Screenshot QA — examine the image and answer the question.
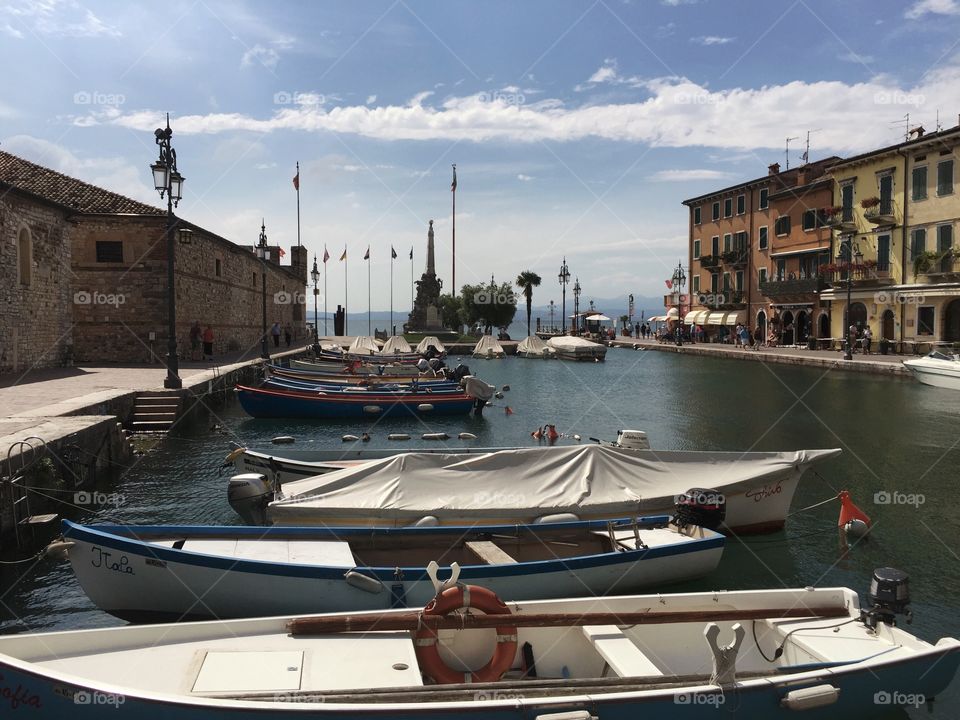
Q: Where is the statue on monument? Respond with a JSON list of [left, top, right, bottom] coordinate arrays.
[[406, 219, 446, 332]]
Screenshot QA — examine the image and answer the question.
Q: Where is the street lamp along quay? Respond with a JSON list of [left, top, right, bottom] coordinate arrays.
[[841, 239, 863, 361], [150, 113, 186, 390], [311, 255, 321, 341], [572, 278, 581, 336], [256, 220, 270, 360], [558, 257, 571, 336], [672, 261, 687, 347]]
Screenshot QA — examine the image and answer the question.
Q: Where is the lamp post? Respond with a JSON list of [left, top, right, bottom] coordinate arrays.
[[841, 240, 862, 361], [548, 300, 555, 332], [256, 220, 270, 360], [559, 258, 570, 336], [150, 114, 185, 389], [573, 278, 581, 335], [672, 261, 687, 346], [310, 255, 320, 341]]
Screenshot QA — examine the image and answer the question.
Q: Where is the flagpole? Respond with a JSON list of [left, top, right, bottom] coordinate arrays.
[[344, 247, 348, 337], [451, 163, 456, 296], [295, 161, 301, 248], [367, 249, 372, 336], [390, 251, 394, 336], [324, 258, 328, 336]]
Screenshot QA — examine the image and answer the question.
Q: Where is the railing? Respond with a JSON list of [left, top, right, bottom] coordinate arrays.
[[759, 277, 826, 297], [721, 249, 748, 266], [698, 254, 721, 268], [863, 200, 898, 225], [826, 265, 890, 284], [916, 253, 960, 277]]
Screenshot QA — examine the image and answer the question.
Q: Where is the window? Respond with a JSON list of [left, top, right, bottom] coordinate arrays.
[[912, 166, 928, 201], [17, 227, 31, 286], [759, 188, 769, 209], [694, 206, 701, 225], [724, 198, 733, 217], [710, 273, 719, 293], [776, 258, 786, 281], [878, 234, 890, 272], [759, 226, 768, 249], [711, 236, 719, 256], [215, 258, 222, 277], [879, 174, 893, 214], [758, 267, 768, 284], [693, 239, 701, 258], [253, 271, 257, 286], [723, 233, 732, 252], [712, 202, 720, 220], [802, 209, 817, 231], [938, 159, 954, 196], [775, 215, 791, 236], [736, 194, 745, 215], [722, 272, 731, 292], [735, 270, 744, 291], [939, 224, 954, 272], [95, 240, 123, 263], [918, 306, 935, 336], [841, 183, 854, 221], [692, 275, 700, 293], [911, 228, 927, 257]]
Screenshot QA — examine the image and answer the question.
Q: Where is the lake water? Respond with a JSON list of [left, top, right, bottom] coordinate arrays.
[[2, 347, 958, 718]]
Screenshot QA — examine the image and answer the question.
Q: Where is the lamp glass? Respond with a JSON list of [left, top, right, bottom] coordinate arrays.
[[177, 227, 193, 244], [151, 162, 169, 193], [169, 171, 184, 202]]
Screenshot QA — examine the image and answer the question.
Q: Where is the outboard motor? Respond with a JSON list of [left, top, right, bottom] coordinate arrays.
[[417, 358, 430, 373], [449, 363, 471, 383], [615, 429, 650, 450], [675, 488, 726, 531], [862, 567, 911, 629], [227, 473, 275, 525]]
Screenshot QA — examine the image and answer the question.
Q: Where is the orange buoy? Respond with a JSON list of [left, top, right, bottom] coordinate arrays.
[[414, 585, 517, 684], [505, 406, 514, 415], [837, 490, 871, 528], [546, 425, 559, 443]]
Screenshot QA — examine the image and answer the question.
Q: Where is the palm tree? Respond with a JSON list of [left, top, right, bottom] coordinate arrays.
[[515, 270, 542, 336]]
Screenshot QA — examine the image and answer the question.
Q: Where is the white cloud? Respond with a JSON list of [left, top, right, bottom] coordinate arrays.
[[905, 0, 960, 19], [691, 35, 735, 45], [2, 0, 119, 37], [241, 44, 280, 70], [651, 169, 736, 182], [661, 0, 699, 5], [656, 22, 677, 38], [577, 58, 645, 90], [87, 65, 960, 155], [589, 64, 619, 84], [366, 95, 377, 105], [838, 51, 875, 64], [517, 174, 534, 181]]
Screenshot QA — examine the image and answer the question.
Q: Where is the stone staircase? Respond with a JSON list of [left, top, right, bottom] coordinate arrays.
[[128, 392, 183, 433]]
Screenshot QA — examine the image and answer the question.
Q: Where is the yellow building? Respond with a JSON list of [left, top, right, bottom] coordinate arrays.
[[821, 126, 960, 350]]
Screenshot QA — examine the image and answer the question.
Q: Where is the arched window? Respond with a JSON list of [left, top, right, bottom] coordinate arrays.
[[17, 226, 32, 286]]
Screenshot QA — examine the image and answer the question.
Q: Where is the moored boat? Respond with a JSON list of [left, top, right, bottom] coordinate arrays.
[[547, 335, 607, 361], [903, 351, 960, 390], [517, 334, 557, 358]]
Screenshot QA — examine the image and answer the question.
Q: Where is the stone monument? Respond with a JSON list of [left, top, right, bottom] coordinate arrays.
[[407, 220, 446, 332]]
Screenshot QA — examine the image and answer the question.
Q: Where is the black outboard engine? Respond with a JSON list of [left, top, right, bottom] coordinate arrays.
[[862, 567, 911, 629], [450, 363, 471, 383], [675, 488, 726, 531]]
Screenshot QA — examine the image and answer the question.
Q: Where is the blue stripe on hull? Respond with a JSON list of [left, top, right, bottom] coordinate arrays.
[[236, 386, 474, 419]]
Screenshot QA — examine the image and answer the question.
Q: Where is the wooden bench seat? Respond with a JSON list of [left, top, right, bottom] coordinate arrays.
[[464, 540, 517, 565], [581, 625, 664, 678]]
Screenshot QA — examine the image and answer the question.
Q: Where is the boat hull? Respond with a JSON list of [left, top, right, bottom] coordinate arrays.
[[236, 385, 475, 419], [903, 358, 960, 390]]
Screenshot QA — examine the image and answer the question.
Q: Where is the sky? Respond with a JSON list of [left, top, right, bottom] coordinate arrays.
[[3, 0, 960, 313]]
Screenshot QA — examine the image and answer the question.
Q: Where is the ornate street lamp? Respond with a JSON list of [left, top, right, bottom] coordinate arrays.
[[573, 278, 581, 335], [548, 300, 555, 332], [151, 114, 185, 389], [559, 258, 571, 336], [310, 254, 321, 341], [256, 220, 270, 360], [672, 261, 687, 346], [841, 239, 862, 361]]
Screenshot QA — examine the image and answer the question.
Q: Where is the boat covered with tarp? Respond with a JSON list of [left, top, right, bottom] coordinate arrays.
[[517, 334, 556, 358], [547, 335, 607, 361], [347, 336, 381, 355], [471, 335, 505, 358], [415, 336, 446, 354], [380, 335, 413, 354]]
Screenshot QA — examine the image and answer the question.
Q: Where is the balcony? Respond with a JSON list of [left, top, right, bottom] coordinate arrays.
[[698, 254, 721, 268], [915, 251, 960, 280], [863, 201, 898, 226], [698, 290, 745, 310], [759, 276, 827, 298], [721, 249, 749, 267], [824, 262, 893, 286], [821, 208, 857, 233]]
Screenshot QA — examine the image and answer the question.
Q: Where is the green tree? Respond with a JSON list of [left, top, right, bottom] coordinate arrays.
[[460, 280, 518, 335], [437, 294, 463, 331], [515, 270, 542, 336]]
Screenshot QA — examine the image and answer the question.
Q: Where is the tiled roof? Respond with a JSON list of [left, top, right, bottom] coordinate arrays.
[[0, 150, 165, 216]]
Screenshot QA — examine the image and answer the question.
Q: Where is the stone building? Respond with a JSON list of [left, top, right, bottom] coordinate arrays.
[[0, 150, 306, 372]]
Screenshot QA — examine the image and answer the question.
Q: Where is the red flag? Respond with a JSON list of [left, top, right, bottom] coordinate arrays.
[[322, 246, 330, 264], [665, 279, 673, 289], [292, 171, 299, 191], [278, 247, 286, 258]]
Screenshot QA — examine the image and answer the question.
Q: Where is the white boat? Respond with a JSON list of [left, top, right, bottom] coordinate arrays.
[[347, 336, 381, 355], [471, 335, 505, 358], [1, 573, 956, 719], [547, 335, 607, 361], [903, 351, 960, 390], [229, 444, 840, 533], [517, 334, 557, 358], [415, 336, 446, 354], [61, 516, 724, 621], [380, 335, 413, 354]]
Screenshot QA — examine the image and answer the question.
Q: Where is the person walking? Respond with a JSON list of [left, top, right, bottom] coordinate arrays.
[[271, 321, 282, 348], [848, 324, 858, 355], [188, 320, 202, 361], [284, 323, 292, 348], [202, 324, 214, 361], [862, 326, 872, 354], [635, 322, 640, 338]]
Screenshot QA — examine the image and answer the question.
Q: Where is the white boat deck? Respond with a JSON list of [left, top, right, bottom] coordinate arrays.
[[172, 539, 357, 567]]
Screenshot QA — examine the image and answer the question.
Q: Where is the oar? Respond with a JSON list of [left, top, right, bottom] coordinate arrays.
[[288, 605, 849, 635]]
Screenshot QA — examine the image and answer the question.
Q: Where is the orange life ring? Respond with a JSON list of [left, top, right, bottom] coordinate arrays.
[[414, 585, 517, 684]]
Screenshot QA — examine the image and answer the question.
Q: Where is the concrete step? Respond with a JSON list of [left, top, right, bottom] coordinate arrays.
[[130, 420, 176, 431], [137, 396, 183, 405], [131, 412, 178, 422], [134, 402, 179, 412]]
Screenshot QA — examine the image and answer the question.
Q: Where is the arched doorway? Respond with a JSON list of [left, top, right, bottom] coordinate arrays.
[[818, 312, 830, 339], [757, 310, 767, 343], [881, 310, 895, 341], [781, 310, 795, 346], [945, 299, 960, 342], [848, 302, 867, 332], [796, 310, 808, 343]]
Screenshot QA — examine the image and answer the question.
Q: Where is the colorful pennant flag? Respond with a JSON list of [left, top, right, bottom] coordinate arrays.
[[292, 170, 299, 191]]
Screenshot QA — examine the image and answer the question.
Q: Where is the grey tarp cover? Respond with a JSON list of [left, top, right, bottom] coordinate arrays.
[[380, 336, 413, 354], [472, 335, 505, 357], [269, 445, 840, 524], [348, 336, 380, 355], [415, 336, 446, 353], [517, 335, 556, 357]]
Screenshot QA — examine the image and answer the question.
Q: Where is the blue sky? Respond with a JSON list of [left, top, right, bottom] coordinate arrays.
[[3, 0, 960, 312]]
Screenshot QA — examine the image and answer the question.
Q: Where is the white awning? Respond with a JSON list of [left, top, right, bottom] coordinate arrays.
[[585, 314, 611, 321], [770, 247, 830, 258], [684, 310, 710, 325], [648, 315, 667, 322], [666, 307, 679, 318], [722, 311, 746, 326], [705, 312, 728, 325]]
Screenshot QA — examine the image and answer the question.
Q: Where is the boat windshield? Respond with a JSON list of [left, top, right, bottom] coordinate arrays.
[[928, 351, 957, 361]]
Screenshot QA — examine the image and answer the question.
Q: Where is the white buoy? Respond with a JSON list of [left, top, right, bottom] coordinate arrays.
[[843, 519, 870, 539], [271, 436, 295, 444], [458, 432, 477, 440], [341, 434, 359, 442], [363, 405, 382, 414], [422, 432, 449, 440], [494, 391, 504, 399], [388, 433, 411, 441], [417, 403, 434, 412], [573, 434, 581, 441]]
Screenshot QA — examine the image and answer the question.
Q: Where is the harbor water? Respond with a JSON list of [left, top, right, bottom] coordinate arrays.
[[2, 346, 958, 718]]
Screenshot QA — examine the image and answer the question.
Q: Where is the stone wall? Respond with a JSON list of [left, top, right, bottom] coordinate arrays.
[[0, 190, 73, 373]]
